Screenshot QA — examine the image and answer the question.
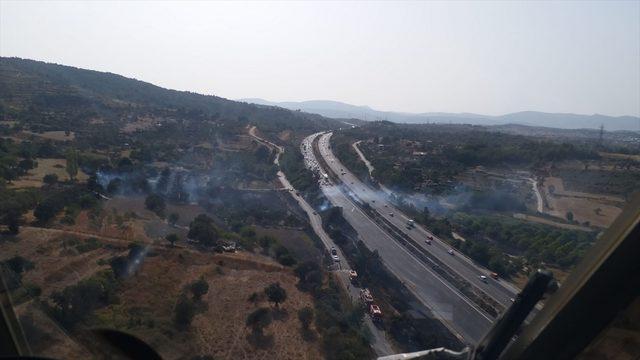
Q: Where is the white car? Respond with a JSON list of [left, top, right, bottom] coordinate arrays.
[[448, 249, 455, 255], [332, 254, 340, 262], [479, 275, 488, 283]]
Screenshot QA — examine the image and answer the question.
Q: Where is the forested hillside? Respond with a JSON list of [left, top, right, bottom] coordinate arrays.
[[0, 58, 366, 359], [336, 121, 599, 194], [0, 57, 343, 136]]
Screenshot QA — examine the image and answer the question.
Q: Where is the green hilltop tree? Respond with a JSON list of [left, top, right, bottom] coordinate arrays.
[[298, 306, 314, 330], [65, 149, 78, 181], [190, 277, 209, 301], [246, 307, 272, 335], [566, 211, 574, 222], [168, 212, 179, 226], [264, 282, 287, 308], [165, 233, 179, 247]]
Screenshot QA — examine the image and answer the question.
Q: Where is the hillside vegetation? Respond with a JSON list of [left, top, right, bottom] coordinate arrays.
[[0, 58, 369, 359], [0, 57, 343, 138]]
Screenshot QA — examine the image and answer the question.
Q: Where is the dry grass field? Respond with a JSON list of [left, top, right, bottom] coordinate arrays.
[[121, 117, 157, 133], [27, 131, 76, 141], [9, 158, 88, 188], [598, 152, 640, 162], [513, 213, 594, 232], [84, 249, 322, 360], [2, 227, 322, 359], [541, 177, 623, 228]]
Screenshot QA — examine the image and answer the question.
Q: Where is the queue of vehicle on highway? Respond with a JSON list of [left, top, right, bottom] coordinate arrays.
[[308, 132, 505, 286], [318, 132, 516, 302], [303, 134, 388, 324], [407, 216, 503, 284]]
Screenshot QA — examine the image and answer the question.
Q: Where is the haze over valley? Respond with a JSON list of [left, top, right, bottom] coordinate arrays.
[[240, 98, 640, 131], [1, 2, 639, 359]]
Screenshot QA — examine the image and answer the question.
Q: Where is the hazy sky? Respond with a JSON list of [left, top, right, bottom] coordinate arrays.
[[1, 1, 639, 116]]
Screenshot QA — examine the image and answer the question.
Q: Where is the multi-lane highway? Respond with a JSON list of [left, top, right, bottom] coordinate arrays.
[[248, 127, 394, 356], [302, 130, 531, 344], [319, 133, 519, 306]]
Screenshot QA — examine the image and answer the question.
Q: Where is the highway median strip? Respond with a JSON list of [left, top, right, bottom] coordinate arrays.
[[313, 135, 505, 319]]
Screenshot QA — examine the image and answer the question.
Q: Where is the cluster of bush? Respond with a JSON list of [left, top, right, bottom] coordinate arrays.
[[280, 145, 317, 194], [450, 212, 596, 270], [33, 185, 99, 224], [200, 187, 304, 228], [330, 134, 370, 181], [256, 235, 297, 267], [1, 256, 40, 304], [174, 277, 210, 329], [62, 236, 103, 254], [244, 282, 290, 345], [46, 269, 119, 329], [339, 122, 599, 194], [293, 260, 371, 359], [0, 138, 45, 181]]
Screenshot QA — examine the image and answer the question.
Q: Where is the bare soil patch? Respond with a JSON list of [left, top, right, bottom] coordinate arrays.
[[599, 152, 640, 162], [121, 116, 157, 133], [24, 130, 76, 141], [216, 134, 257, 152], [513, 213, 594, 232], [278, 130, 292, 142]]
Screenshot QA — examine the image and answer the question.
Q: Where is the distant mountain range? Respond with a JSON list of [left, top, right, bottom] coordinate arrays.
[[239, 98, 640, 131]]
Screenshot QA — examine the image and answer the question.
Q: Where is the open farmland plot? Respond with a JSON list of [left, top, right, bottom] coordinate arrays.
[[24, 131, 76, 141], [541, 177, 623, 228], [9, 158, 88, 188], [552, 168, 640, 199]]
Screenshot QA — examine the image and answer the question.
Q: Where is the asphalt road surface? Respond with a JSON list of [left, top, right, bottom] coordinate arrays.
[[302, 132, 503, 344], [248, 127, 395, 356], [320, 133, 520, 307]]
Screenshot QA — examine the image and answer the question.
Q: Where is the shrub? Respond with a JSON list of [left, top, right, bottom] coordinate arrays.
[[264, 282, 287, 307], [168, 212, 179, 226], [246, 307, 272, 334], [76, 237, 102, 253], [187, 214, 219, 247], [166, 233, 179, 247], [190, 278, 209, 301], [48, 270, 118, 329], [174, 296, 196, 329], [298, 306, 314, 329], [144, 194, 166, 217], [294, 261, 323, 292], [43, 173, 58, 185]]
